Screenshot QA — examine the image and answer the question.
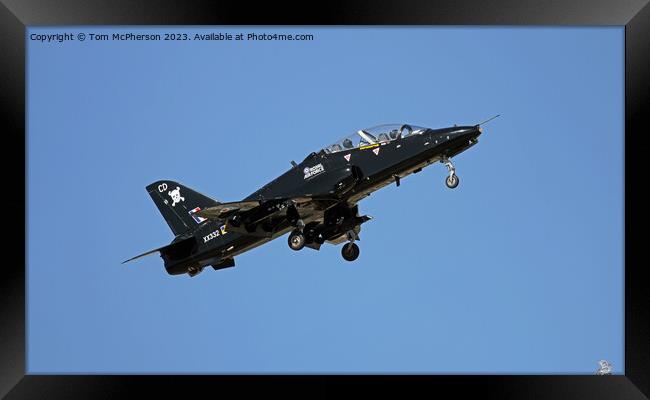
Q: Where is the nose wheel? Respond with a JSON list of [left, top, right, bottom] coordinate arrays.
[[446, 174, 459, 189], [442, 157, 460, 189]]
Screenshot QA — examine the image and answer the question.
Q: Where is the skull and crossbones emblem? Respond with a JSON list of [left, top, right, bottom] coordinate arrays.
[[168, 186, 185, 207]]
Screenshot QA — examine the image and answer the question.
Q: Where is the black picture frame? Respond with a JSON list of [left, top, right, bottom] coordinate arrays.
[[2, 1, 647, 398]]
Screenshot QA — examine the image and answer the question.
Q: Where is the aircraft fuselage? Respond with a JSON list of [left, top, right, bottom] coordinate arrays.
[[162, 125, 482, 275]]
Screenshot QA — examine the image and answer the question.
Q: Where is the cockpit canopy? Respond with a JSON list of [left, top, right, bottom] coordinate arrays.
[[322, 124, 428, 154]]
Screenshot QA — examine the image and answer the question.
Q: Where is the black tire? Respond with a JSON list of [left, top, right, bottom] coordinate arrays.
[[288, 230, 306, 251], [445, 174, 459, 189], [341, 242, 360, 261]]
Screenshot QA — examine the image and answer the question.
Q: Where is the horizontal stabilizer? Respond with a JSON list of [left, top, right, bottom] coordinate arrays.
[[122, 247, 166, 264], [122, 236, 195, 264]]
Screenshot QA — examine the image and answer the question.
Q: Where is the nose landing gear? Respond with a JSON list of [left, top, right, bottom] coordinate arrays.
[[442, 157, 460, 189], [446, 174, 459, 189]]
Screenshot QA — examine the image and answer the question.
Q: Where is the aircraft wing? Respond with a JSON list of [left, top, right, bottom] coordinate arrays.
[[195, 196, 334, 221], [195, 200, 262, 219], [196, 196, 323, 219]]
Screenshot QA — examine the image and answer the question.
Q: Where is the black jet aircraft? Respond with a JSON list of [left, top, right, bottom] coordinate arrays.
[[124, 117, 498, 277]]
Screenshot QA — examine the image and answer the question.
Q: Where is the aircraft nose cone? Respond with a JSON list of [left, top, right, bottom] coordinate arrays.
[[467, 126, 482, 139], [451, 126, 480, 140]]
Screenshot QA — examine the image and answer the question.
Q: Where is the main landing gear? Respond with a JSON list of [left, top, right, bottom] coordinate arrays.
[[288, 219, 306, 251], [341, 230, 360, 262], [288, 224, 361, 262], [442, 156, 460, 189]]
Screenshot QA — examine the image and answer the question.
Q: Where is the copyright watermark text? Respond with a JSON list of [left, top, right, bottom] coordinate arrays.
[[29, 31, 315, 44]]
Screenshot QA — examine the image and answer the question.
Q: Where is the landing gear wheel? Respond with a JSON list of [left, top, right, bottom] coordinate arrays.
[[441, 157, 459, 189], [288, 230, 306, 251], [446, 174, 459, 189], [341, 242, 360, 261]]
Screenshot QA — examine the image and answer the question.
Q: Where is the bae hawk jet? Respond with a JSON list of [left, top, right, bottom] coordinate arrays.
[[124, 117, 498, 277]]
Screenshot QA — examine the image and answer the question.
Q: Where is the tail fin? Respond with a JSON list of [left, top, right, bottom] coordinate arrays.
[[146, 180, 219, 236]]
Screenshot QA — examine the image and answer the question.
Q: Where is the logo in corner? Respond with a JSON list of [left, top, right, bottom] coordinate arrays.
[[596, 360, 612, 375], [188, 207, 207, 224], [168, 186, 185, 207]]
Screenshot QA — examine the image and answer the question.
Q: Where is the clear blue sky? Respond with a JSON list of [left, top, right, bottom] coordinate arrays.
[[27, 27, 623, 373]]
